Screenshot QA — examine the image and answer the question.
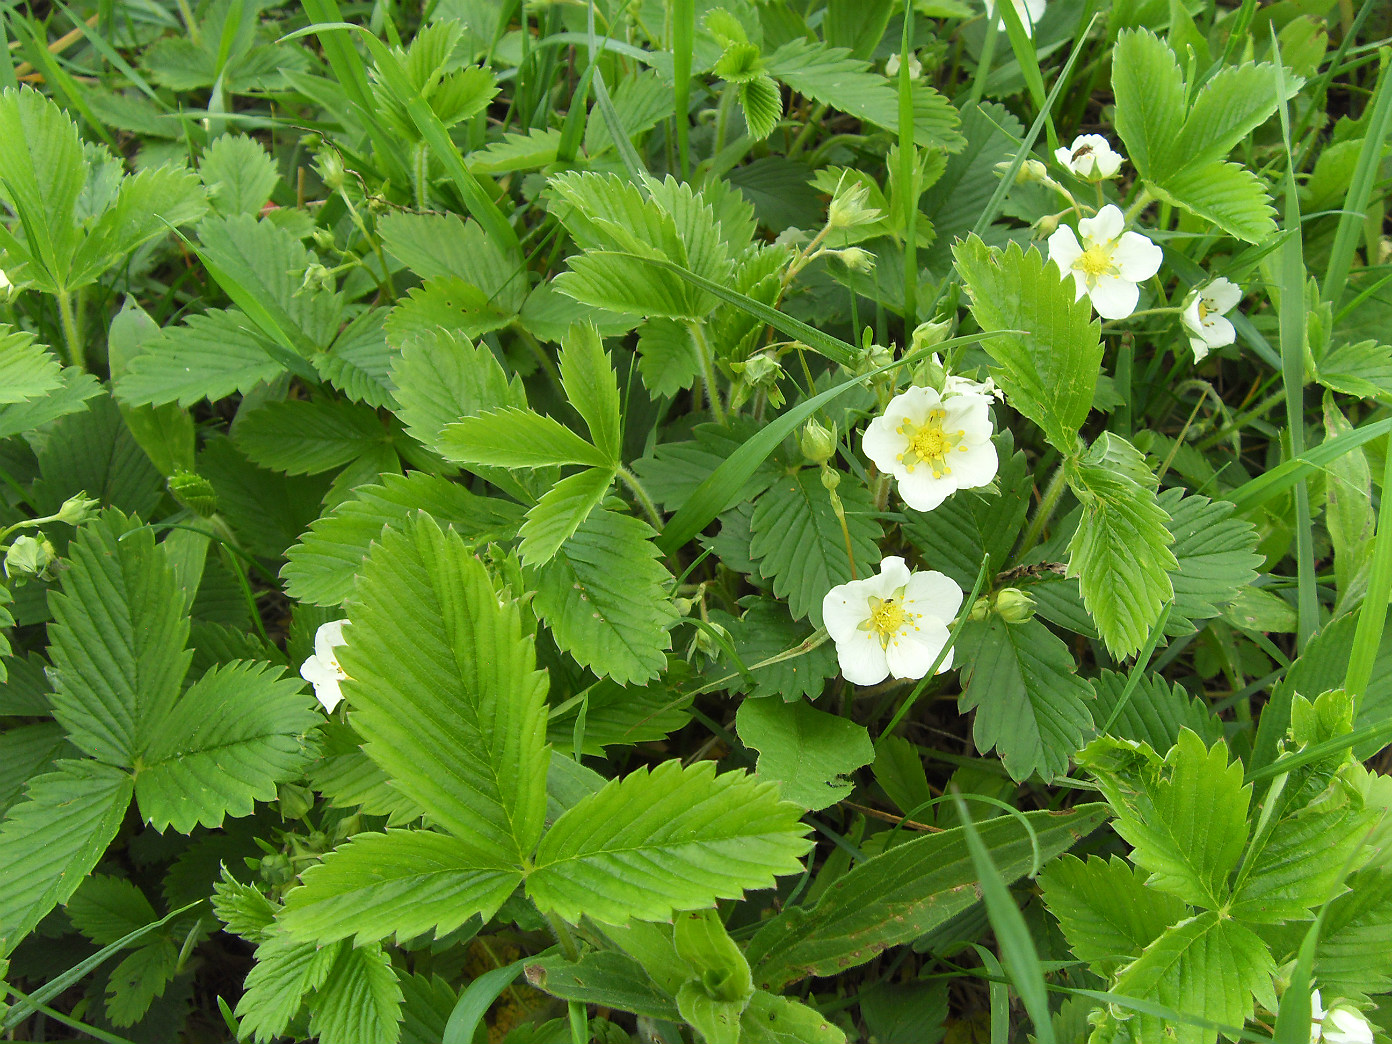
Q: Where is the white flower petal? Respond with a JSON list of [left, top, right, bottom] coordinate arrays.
[[1047, 225, 1083, 270], [1206, 276, 1242, 313], [943, 393, 993, 441], [1095, 149, 1123, 178], [1180, 293, 1204, 338], [1022, 0, 1047, 26], [822, 580, 871, 642], [885, 629, 945, 680], [1054, 145, 1073, 167], [836, 630, 890, 685], [897, 470, 955, 512], [876, 556, 913, 593], [902, 570, 964, 622], [300, 657, 344, 712], [862, 415, 904, 474], [1112, 231, 1163, 281], [1325, 1008, 1374, 1044], [949, 439, 1000, 488], [1080, 203, 1124, 244], [314, 618, 349, 662], [1204, 313, 1235, 349], [1189, 333, 1211, 362], [1088, 273, 1140, 320]]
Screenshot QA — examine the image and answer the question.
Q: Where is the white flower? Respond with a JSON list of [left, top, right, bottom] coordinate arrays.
[[300, 619, 350, 712], [941, 365, 1004, 402], [886, 52, 922, 79], [984, 0, 1047, 37], [1054, 133, 1124, 179], [1180, 277, 1242, 361], [863, 385, 999, 512], [1047, 204, 1164, 320], [822, 557, 963, 686], [1311, 990, 1374, 1044]]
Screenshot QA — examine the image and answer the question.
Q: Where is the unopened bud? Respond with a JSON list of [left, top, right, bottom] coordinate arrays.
[[800, 419, 838, 465], [734, 351, 782, 387], [316, 150, 346, 192], [968, 596, 991, 622], [311, 228, 336, 252], [827, 179, 883, 231], [1032, 213, 1060, 239], [54, 492, 98, 527], [300, 263, 335, 294], [4, 535, 54, 582], [820, 467, 841, 492], [911, 320, 952, 354], [830, 246, 875, 272], [994, 587, 1036, 623], [277, 783, 313, 820], [256, 851, 293, 887]]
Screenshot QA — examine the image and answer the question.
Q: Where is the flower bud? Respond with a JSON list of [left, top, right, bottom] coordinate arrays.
[[4, 535, 54, 582], [316, 149, 346, 192], [800, 419, 838, 465], [968, 596, 991, 622], [257, 851, 294, 887], [54, 492, 98, 527], [827, 179, 883, 231], [994, 587, 1036, 623], [911, 320, 952, 354], [820, 467, 841, 492], [734, 351, 782, 387], [1032, 213, 1060, 238], [300, 263, 335, 294], [830, 246, 875, 272], [995, 158, 1046, 185], [910, 352, 948, 393], [169, 470, 219, 517], [311, 228, 337, 252], [277, 783, 314, 820]]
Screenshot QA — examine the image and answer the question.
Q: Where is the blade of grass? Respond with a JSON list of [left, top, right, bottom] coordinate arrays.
[[1344, 431, 1392, 712], [1322, 58, 1392, 308], [951, 788, 1056, 1044], [1227, 416, 1392, 513], [49, 0, 164, 104], [588, 0, 647, 187], [1272, 33, 1318, 651], [1245, 715, 1392, 783], [441, 961, 525, 1044], [898, 0, 918, 330], [994, 0, 1057, 154], [673, 0, 693, 180]]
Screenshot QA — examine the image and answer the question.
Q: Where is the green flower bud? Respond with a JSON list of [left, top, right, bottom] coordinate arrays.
[[993, 587, 1036, 623], [277, 783, 314, 820], [54, 492, 99, 527], [257, 851, 293, 887], [4, 535, 55, 583], [733, 351, 783, 388], [830, 246, 875, 272], [1032, 213, 1060, 238], [310, 228, 337, 252], [968, 595, 990, 622], [820, 467, 841, 492], [169, 470, 219, 517], [316, 149, 346, 192], [800, 419, 838, 465], [911, 319, 952, 354], [827, 179, 883, 231], [910, 352, 948, 392]]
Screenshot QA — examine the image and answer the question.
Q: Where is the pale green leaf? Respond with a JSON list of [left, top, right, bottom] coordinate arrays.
[[199, 134, 280, 216], [67, 165, 208, 287], [953, 237, 1101, 455], [0, 365, 102, 439], [1176, 61, 1293, 170], [467, 126, 562, 174], [47, 510, 191, 767], [739, 75, 782, 140], [1149, 160, 1277, 244], [0, 327, 60, 404], [341, 514, 549, 863], [439, 407, 609, 469], [280, 830, 522, 947], [524, 951, 680, 1021], [315, 309, 397, 410], [116, 308, 285, 408], [384, 275, 520, 342], [518, 467, 615, 568], [134, 661, 321, 832], [309, 942, 404, 1044], [1161, 488, 1262, 635], [1111, 29, 1185, 178], [558, 321, 621, 463], [556, 251, 713, 320], [1313, 868, 1392, 999], [526, 760, 812, 926], [1039, 855, 1188, 978], [741, 991, 847, 1044], [749, 470, 882, 628], [1314, 339, 1392, 403], [282, 471, 524, 606], [635, 319, 701, 398], [532, 507, 678, 685], [0, 86, 85, 286], [1231, 808, 1369, 923], [236, 933, 338, 1044], [0, 759, 133, 956], [234, 398, 392, 475], [746, 805, 1109, 991], [956, 616, 1095, 782], [736, 698, 874, 811], [1089, 670, 1223, 750]]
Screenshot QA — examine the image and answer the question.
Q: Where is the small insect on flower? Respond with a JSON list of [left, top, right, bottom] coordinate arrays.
[[822, 557, 963, 686], [1310, 990, 1374, 1044], [983, 0, 1047, 37], [1047, 204, 1163, 320], [1180, 277, 1242, 361], [1054, 133, 1124, 180], [300, 619, 351, 712], [863, 385, 999, 513]]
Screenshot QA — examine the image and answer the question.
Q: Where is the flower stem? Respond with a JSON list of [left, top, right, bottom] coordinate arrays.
[[616, 465, 664, 532], [1018, 462, 1069, 557], [688, 321, 726, 425], [55, 288, 83, 371]]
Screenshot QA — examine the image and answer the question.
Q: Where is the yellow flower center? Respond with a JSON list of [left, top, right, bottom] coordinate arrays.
[[1075, 243, 1115, 280], [896, 409, 967, 478], [1197, 299, 1212, 322], [864, 595, 920, 648]]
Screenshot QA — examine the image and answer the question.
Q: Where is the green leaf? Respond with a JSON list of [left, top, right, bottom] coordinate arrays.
[[1113, 911, 1275, 1044], [234, 398, 391, 476], [525, 951, 680, 1021], [1176, 62, 1290, 169], [635, 318, 701, 397], [0, 86, 85, 287], [532, 507, 678, 685], [1148, 159, 1277, 244], [235, 933, 338, 1044], [199, 134, 280, 216], [388, 327, 527, 461], [0, 365, 102, 439], [133, 660, 321, 832], [0, 723, 69, 817], [956, 616, 1095, 782], [749, 470, 882, 628], [67, 165, 207, 287], [67, 874, 158, 946], [281, 830, 521, 946], [675, 910, 755, 1044], [116, 308, 286, 408], [1089, 670, 1223, 750], [377, 213, 525, 317], [1161, 488, 1262, 635], [282, 471, 524, 607], [1039, 855, 1188, 978], [467, 126, 563, 173], [636, 420, 781, 511], [1231, 808, 1369, 923], [1313, 867, 1392, 998], [558, 321, 621, 463], [0, 327, 60, 404], [440, 407, 609, 469], [1110, 29, 1185, 178], [953, 237, 1101, 455], [1066, 435, 1176, 659], [736, 699, 874, 811], [518, 467, 616, 569], [739, 75, 783, 140], [30, 393, 164, 518], [1088, 730, 1250, 910], [763, 39, 963, 152], [0, 758, 133, 956], [1314, 339, 1392, 403], [741, 991, 847, 1044], [47, 510, 191, 767], [199, 436, 334, 558], [526, 760, 812, 926], [315, 309, 397, 410], [718, 597, 839, 702], [384, 276, 520, 342], [103, 937, 178, 1026], [341, 514, 549, 864], [746, 805, 1109, 991]]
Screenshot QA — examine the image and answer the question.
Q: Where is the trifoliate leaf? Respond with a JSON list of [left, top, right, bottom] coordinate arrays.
[[342, 514, 550, 863], [956, 616, 1095, 782], [525, 760, 812, 926], [736, 698, 873, 810], [749, 470, 882, 627], [532, 507, 678, 684]]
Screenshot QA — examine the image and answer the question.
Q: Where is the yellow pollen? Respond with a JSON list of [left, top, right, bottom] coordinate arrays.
[[899, 409, 962, 477], [864, 595, 919, 647], [1075, 243, 1114, 280]]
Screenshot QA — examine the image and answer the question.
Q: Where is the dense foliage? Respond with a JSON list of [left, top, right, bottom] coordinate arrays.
[[0, 0, 1391, 1042]]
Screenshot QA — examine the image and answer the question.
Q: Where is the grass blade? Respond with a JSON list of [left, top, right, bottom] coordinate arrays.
[[1322, 58, 1392, 307]]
